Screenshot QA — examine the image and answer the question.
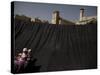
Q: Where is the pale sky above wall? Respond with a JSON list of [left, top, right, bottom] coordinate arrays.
[[14, 1, 97, 23]]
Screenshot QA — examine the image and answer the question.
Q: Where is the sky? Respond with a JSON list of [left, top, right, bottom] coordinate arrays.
[[14, 1, 97, 23]]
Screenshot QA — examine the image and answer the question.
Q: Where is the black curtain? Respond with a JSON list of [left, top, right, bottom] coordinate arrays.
[[14, 19, 97, 72]]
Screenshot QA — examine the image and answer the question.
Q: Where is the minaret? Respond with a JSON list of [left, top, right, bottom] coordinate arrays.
[[51, 11, 60, 24], [80, 8, 84, 21]]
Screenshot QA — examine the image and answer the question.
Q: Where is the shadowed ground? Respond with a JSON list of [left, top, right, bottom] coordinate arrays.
[[12, 19, 97, 73]]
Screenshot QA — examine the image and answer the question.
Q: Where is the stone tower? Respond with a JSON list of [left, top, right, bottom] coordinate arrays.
[[80, 8, 84, 21], [51, 11, 60, 24]]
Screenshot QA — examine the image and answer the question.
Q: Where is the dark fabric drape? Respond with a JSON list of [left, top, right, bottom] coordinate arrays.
[[14, 20, 97, 72]]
